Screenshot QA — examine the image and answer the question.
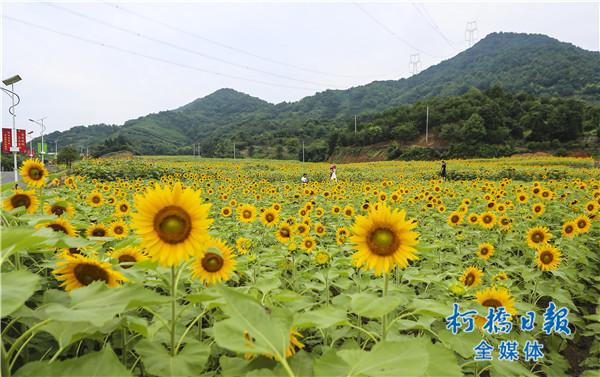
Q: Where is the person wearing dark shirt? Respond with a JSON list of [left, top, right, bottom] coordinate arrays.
[[440, 161, 447, 180]]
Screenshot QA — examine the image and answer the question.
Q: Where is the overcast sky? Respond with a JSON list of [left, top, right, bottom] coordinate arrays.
[[1, 1, 599, 135]]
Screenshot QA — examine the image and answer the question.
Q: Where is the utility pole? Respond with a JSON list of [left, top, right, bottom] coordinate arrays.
[[425, 106, 429, 144], [409, 53, 421, 75], [302, 140, 305, 163], [354, 115, 357, 134], [465, 21, 478, 47], [233, 142, 236, 159]]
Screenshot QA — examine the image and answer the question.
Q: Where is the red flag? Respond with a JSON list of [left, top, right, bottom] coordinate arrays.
[[1, 128, 11, 153], [16, 129, 26, 153]]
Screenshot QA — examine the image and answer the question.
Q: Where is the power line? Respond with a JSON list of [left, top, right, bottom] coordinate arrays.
[[45, 3, 340, 88], [353, 2, 444, 59], [105, 2, 391, 80], [3, 15, 319, 92], [411, 3, 459, 49]]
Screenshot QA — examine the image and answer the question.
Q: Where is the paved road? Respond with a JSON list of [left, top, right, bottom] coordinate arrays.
[[1, 171, 19, 185]]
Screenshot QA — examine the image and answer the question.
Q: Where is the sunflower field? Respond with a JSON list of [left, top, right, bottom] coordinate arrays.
[[1, 156, 599, 377]]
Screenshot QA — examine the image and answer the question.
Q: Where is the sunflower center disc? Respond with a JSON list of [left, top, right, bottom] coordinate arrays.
[[565, 225, 573, 233], [541, 251, 553, 264], [577, 220, 586, 229], [92, 197, 100, 204], [49, 224, 68, 234], [452, 215, 459, 223], [11, 194, 31, 208], [30, 168, 41, 180], [267, 214, 274, 222], [482, 299, 503, 308], [74, 263, 109, 286], [114, 226, 124, 234], [243, 210, 252, 219], [532, 232, 543, 242], [465, 274, 475, 286], [155, 206, 192, 244], [119, 255, 136, 268], [120, 205, 128, 212], [481, 248, 488, 255], [281, 229, 290, 237], [202, 252, 224, 272], [370, 228, 397, 256], [52, 206, 65, 215], [92, 229, 106, 237]]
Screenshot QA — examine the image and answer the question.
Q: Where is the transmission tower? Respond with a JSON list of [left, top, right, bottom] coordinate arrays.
[[409, 53, 421, 75], [465, 21, 478, 47]]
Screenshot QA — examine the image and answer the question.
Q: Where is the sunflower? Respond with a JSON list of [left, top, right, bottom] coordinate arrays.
[[475, 286, 516, 315], [315, 251, 330, 265], [295, 223, 309, 237], [532, 203, 545, 216], [260, 208, 279, 227], [221, 206, 232, 217], [110, 220, 129, 238], [314, 223, 326, 237], [131, 182, 212, 267], [191, 238, 236, 285], [460, 266, 483, 288], [498, 216, 512, 232], [477, 243, 495, 260], [493, 272, 509, 281], [561, 221, 577, 238], [350, 205, 419, 275], [53, 254, 127, 291], [237, 204, 257, 223], [87, 191, 104, 208], [331, 205, 341, 215], [447, 211, 463, 226], [467, 213, 479, 225], [86, 223, 111, 238], [478, 211, 496, 229], [574, 215, 591, 234], [585, 201, 598, 215], [526, 226, 552, 249], [284, 329, 305, 358], [343, 205, 355, 218], [37, 218, 77, 236], [19, 159, 48, 187], [114, 200, 131, 216], [535, 244, 561, 271], [276, 224, 293, 243], [108, 247, 147, 268], [301, 236, 317, 253], [3, 188, 39, 213], [236, 237, 252, 254], [336, 226, 350, 245], [44, 200, 75, 217]]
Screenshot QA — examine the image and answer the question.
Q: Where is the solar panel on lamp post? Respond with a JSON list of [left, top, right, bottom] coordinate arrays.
[[2, 75, 22, 183]]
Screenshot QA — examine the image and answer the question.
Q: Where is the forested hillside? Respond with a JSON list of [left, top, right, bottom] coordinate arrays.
[[37, 32, 600, 159]]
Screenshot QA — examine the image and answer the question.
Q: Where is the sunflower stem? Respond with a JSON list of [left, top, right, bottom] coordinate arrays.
[[170, 265, 177, 357], [381, 272, 389, 341]]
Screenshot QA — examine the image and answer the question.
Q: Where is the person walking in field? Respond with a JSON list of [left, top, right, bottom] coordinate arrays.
[[440, 160, 447, 180], [301, 173, 308, 184], [330, 163, 337, 182]]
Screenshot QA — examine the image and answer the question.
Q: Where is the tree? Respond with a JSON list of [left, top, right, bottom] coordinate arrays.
[[57, 146, 79, 169]]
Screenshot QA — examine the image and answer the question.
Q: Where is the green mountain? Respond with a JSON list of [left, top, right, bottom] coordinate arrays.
[[40, 32, 600, 158]]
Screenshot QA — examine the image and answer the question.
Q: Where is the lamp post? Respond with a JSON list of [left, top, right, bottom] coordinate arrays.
[[2, 74, 22, 182], [29, 117, 47, 161], [27, 131, 33, 157]]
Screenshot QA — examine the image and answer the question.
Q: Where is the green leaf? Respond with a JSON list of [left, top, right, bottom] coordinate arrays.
[[135, 339, 209, 377], [14, 347, 130, 377], [1, 269, 40, 317], [213, 285, 292, 361], [41, 319, 120, 349], [295, 306, 347, 329], [423, 342, 461, 377], [313, 349, 351, 377], [1, 227, 58, 262], [437, 329, 482, 359], [346, 339, 429, 376], [408, 298, 450, 317], [490, 359, 536, 377], [41, 282, 169, 326], [350, 293, 403, 318]]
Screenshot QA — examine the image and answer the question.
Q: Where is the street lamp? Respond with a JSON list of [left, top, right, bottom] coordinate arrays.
[[29, 117, 47, 161], [27, 131, 33, 157], [2, 74, 22, 183]]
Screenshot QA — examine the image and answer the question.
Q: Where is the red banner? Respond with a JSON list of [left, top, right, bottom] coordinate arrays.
[[16, 129, 26, 153], [1, 128, 11, 153]]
